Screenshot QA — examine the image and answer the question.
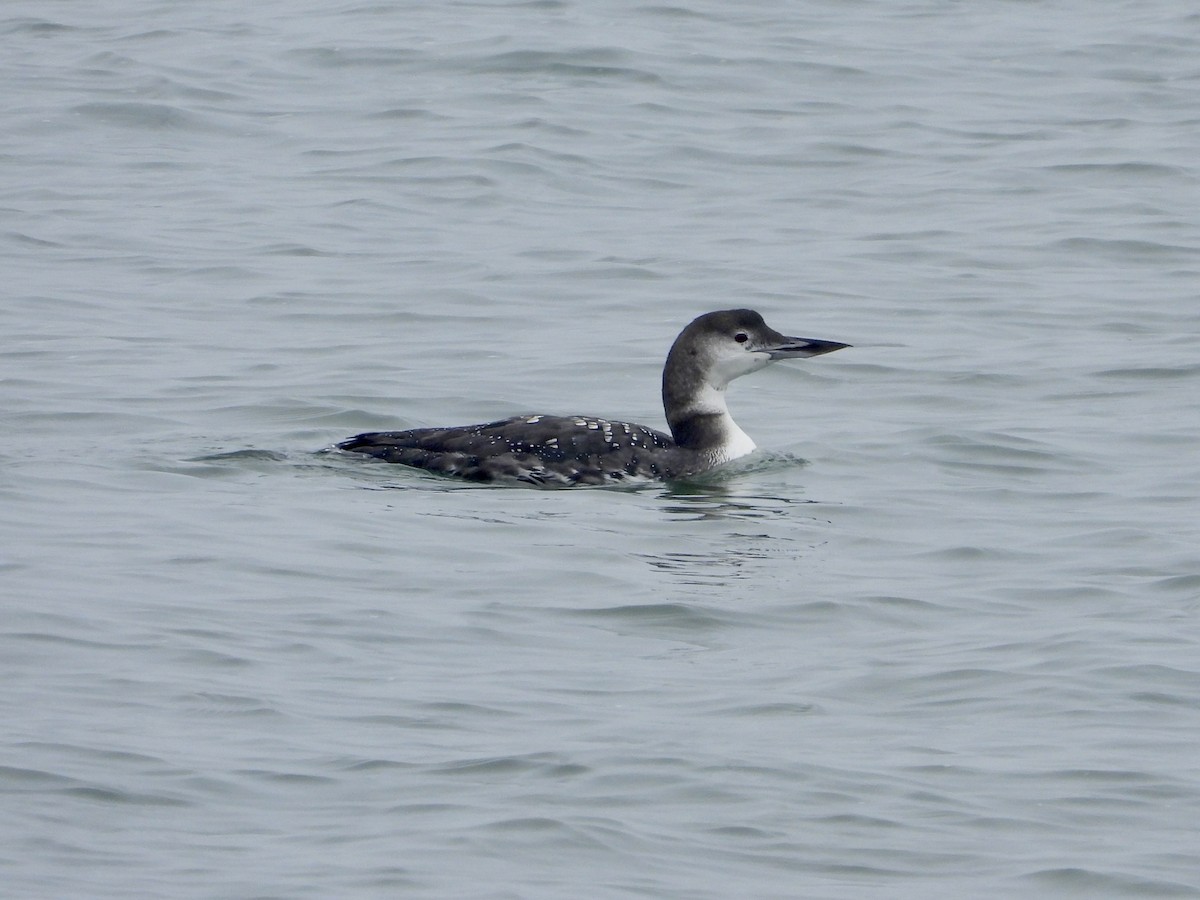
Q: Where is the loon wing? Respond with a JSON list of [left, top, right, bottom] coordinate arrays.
[[337, 415, 675, 485]]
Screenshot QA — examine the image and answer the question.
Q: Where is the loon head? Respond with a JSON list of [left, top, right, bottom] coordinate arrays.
[[662, 308, 849, 451]]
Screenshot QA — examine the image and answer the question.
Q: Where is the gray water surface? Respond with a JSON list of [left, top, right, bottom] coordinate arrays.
[[3, 1, 1200, 897]]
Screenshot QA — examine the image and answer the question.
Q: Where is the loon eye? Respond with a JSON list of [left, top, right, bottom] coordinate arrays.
[[734, 332, 748, 344]]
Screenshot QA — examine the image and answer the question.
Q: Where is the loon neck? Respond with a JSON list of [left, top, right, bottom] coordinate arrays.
[[669, 409, 757, 461], [662, 360, 756, 456]]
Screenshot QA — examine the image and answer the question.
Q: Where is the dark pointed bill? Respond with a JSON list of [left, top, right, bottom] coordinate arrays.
[[766, 336, 851, 359]]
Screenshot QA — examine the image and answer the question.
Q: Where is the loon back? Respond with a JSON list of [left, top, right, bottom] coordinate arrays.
[[335, 309, 848, 486], [337, 415, 681, 485]]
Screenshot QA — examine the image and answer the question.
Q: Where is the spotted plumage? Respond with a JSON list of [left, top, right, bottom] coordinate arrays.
[[336, 309, 848, 486], [338, 415, 678, 485]]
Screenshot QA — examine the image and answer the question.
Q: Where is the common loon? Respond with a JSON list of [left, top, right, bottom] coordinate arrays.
[[336, 309, 848, 486]]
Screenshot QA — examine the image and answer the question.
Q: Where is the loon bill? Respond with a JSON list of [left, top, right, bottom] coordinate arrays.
[[336, 308, 848, 486]]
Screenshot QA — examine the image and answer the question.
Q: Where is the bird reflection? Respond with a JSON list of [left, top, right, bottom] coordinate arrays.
[[637, 481, 833, 589]]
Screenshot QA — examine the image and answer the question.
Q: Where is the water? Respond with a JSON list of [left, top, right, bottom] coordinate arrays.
[[3, 1, 1200, 897]]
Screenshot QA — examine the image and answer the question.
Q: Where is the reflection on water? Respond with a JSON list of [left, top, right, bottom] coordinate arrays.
[[641, 480, 834, 590], [658, 483, 825, 522]]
